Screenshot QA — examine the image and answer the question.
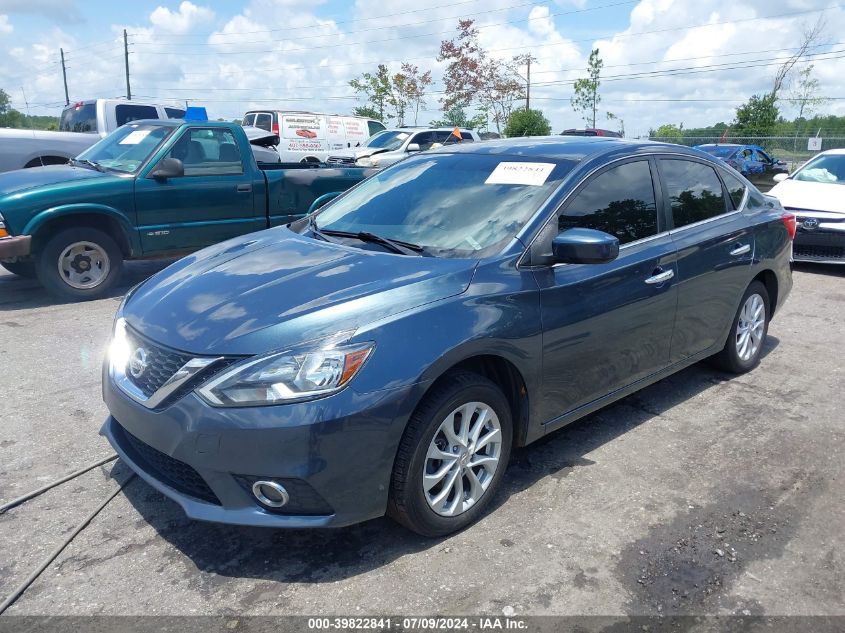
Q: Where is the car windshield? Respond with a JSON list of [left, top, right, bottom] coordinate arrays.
[[76, 123, 175, 174], [699, 146, 738, 158], [364, 130, 410, 150], [793, 154, 845, 184], [314, 153, 576, 258]]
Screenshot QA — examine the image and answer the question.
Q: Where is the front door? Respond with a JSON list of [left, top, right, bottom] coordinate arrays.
[[656, 157, 755, 362], [134, 127, 262, 254], [533, 158, 678, 425]]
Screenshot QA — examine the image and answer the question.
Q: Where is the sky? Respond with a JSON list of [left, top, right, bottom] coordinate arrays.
[[1, 0, 844, 136]]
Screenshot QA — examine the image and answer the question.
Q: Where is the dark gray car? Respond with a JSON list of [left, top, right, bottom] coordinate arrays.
[[101, 138, 795, 536]]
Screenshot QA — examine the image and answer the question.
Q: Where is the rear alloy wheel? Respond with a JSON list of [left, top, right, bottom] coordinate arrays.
[[712, 280, 770, 374], [36, 228, 123, 301], [388, 371, 512, 536]]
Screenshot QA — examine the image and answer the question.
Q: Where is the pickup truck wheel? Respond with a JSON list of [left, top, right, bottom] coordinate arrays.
[[711, 281, 770, 374], [388, 371, 512, 537], [36, 228, 123, 301], [1, 261, 36, 278]]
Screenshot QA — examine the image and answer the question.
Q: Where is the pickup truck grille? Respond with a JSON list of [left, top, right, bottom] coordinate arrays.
[[326, 156, 356, 165]]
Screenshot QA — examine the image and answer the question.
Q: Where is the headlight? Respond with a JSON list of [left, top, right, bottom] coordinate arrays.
[[109, 316, 131, 376], [356, 156, 375, 167], [197, 340, 374, 407]]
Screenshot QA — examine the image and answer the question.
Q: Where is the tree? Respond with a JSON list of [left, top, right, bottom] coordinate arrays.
[[770, 17, 827, 101], [790, 64, 828, 120], [571, 49, 606, 128], [733, 94, 779, 136], [349, 65, 392, 122], [438, 19, 526, 133], [352, 105, 381, 120], [651, 124, 684, 142], [429, 105, 486, 129], [398, 63, 433, 126], [0, 88, 10, 116], [503, 108, 551, 137]]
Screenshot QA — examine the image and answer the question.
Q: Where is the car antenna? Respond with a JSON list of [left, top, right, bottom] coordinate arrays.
[[20, 87, 44, 168]]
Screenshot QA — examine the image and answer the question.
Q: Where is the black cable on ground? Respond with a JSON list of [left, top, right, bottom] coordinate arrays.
[[0, 473, 135, 615], [0, 454, 118, 515]]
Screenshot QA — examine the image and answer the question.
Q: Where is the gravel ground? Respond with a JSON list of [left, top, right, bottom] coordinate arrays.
[[0, 261, 843, 618]]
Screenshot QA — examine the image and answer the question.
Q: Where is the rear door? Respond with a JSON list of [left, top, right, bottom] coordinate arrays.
[[656, 157, 754, 362], [533, 158, 678, 424], [134, 126, 262, 254]]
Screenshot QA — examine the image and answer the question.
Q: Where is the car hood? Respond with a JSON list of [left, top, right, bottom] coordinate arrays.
[[769, 178, 845, 213], [123, 228, 477, 354], [0, 164, 108, 197]]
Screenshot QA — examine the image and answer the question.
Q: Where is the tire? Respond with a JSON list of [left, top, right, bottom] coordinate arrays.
[[711, 281, 770, 374], [1, 261, 36, 278], [388, 371, 513, 537], [35, 228, 124, 301]]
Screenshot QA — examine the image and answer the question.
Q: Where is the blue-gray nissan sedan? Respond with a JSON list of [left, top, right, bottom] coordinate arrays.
[[102, 138, 795, 536]]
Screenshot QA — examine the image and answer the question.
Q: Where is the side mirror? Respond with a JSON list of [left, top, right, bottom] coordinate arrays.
[[772, 172, 789, 183], [552, 228, 619, 264], [150, 157, 184, 180], [406, 143, 421, 152]]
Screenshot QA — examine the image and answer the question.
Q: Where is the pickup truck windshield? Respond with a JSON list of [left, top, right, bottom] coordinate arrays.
[[364, 130, 410, 151], [315, 153, 575, 258], [76, 124, 174, 174]]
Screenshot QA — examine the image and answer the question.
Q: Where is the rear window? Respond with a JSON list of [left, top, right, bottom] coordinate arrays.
[[60, 103, 97, 133], [164, 107, 185, 119], [115, 104, 158, 127], [368, 120, 386, 136], [242, 113, 256, 127], [720, 170, 747, 209], [661, 159, 728, 228], [254, 113, 272, 132]]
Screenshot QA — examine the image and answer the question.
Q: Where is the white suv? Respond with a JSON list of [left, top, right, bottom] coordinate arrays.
[[327, 127, 480, 168]]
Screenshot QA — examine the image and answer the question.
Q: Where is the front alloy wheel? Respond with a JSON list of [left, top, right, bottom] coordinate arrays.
[[389, 371, 512, 537], [424, 402, 503, 517]]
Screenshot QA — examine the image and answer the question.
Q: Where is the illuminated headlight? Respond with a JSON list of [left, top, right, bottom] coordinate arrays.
[[197, 341, 374, 407], [109, 316, 132, 376]]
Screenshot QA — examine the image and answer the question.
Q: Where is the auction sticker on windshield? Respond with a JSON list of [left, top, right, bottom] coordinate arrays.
[[485, 162, 556, 186], [119, 130, 151, 145]]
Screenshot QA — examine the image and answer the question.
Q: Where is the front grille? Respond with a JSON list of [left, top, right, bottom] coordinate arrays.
[[794, 244, 845, 260], [326, 156, 356, 165], [125, 327, 193, 398], [116, 422, 220, 505]]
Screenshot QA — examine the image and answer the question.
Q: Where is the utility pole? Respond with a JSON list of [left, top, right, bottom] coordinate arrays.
[[123, 29, 131, 100], [60, 48, 69, 106], [526, 56, 531, 111]]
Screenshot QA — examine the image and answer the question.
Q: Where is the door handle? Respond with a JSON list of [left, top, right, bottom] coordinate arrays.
[[236, 184, 252, 193], [645, 269, 674, 285], [730, 244, 751, 256]]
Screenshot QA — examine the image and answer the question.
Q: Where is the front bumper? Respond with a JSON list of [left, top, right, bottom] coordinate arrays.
[[102, 372, 421, 528], [0, 235, 32, 260], [792, 214, 845, 264]]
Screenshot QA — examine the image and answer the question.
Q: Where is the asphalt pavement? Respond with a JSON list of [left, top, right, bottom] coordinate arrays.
[[0, 261, 842, 617]]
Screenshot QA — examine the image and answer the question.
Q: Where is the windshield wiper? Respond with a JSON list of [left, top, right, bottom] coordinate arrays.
[[71, 158, 105, 172], [308, 215, 338, 244], [319, 227, 424, 256]]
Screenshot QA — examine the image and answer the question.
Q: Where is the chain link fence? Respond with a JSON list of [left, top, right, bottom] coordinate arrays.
[[646, 135, 845, 171]]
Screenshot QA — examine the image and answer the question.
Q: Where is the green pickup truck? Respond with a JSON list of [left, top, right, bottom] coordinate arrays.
[[0, 119, 374, 300]]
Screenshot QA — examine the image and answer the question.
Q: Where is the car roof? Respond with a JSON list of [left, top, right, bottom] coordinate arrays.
[[817, 148, 845, 155], [698, 143, 742, 148], [430, 136, 702, 161], [128, 119, 234, 128]]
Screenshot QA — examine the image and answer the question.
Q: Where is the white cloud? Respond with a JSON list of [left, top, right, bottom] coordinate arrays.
[[0, 14, 12, 34], [150, 1, 214, 35]]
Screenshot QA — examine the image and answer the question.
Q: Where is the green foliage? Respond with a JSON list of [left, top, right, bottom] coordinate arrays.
[[503, 108, 552, 137], [733, 94, 779, 136], [571, 49, 604, 128], [352, 105, 381, 120], [429, 105, 486, 130], [349, 63, 432, 126], [0, 89, 59, 130], [652, 124, 684, 141]]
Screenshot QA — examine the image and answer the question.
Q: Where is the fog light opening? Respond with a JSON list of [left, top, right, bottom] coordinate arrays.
[[252, 480, 289, 508]]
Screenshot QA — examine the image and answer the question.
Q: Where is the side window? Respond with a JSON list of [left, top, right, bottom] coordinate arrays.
[[661, 159, 727, 228], [411, 132, 435, 150], [720, 169, 747, 209], [164, 107, 185, 119], [242, 113, 256, 127], [254, 113, 272, 132], [755, 149, 771, 163], [115, 104, 158, 127], [161, 128, 243, 176], [559, 160, 658, 245], [740, 148, 753, 160], [368, 120, 385, 136]]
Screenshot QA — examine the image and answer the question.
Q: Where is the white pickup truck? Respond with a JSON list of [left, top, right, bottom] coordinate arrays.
[[0, 99, 185, 173]]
